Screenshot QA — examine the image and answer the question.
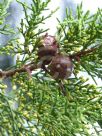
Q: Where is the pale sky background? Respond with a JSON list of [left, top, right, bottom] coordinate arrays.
[[43, 0, 102, 34]]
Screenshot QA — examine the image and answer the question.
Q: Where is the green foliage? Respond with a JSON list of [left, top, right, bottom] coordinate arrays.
[[0, 1, 102, 135], [57, 4, 102, 84], [0, 0, 14, 35]]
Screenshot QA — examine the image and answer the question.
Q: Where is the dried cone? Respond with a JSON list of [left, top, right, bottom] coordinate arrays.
[[38, 33, 59, 65], [48, 54, 73, 79]]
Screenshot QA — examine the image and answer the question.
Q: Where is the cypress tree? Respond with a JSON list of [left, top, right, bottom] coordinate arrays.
[[0, 1, 102, 135]]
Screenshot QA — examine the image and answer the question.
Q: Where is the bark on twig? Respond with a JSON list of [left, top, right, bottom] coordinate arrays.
[[0, 63, 37, 78], [69, 48, 96, 60]]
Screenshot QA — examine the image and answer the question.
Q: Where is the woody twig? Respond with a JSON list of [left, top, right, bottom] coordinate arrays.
[[69, 47, 96, 61], [0, 63, 37, 78]]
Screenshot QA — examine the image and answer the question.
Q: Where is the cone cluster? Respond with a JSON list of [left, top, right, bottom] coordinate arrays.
[[38, 34, 73, 79]]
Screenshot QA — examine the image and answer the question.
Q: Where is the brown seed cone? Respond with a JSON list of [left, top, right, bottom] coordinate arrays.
[[48, 54, 73, 79], [38, 46, 57, 65], [37, 33, 59, 65]]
